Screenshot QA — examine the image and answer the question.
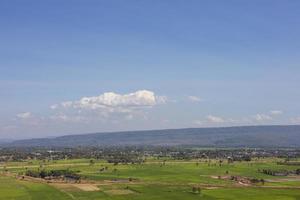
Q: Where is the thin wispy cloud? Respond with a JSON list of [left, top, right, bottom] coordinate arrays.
[[254, 110, 283, 122], [16, 112, 32, 119], [206, 115, 225, 123], [290, 117, 300, 124], [187, 96, 202, 103], [193, 110, 285, 127], [193, 115, 227, 127], [270, 110, 283, 116], [254, 114, 273, 122]]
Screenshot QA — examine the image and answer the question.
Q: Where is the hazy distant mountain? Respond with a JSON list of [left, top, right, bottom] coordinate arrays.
[[0, 139, 14, 145], [5, 125, 300, 148]]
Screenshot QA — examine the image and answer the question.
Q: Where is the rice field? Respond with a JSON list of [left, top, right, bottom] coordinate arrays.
[[0, 158, 299, 200]]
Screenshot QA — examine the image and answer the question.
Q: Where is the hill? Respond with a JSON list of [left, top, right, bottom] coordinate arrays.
[[5, 125, 300, 148]]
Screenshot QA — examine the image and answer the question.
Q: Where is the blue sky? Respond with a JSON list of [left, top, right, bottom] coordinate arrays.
[[1, 0, 300, 139]]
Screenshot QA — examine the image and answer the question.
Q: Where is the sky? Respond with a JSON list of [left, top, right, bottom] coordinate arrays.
[[1, 0, 300, 139]]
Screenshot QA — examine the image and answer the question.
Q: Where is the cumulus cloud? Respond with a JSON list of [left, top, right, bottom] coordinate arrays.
[[187, 96, 202, 102], [16, 112, 32, 119], [50, 90, 166, 121], [53, 90, 165, 110]]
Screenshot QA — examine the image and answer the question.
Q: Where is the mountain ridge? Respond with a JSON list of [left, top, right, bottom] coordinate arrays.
[[4, 125, 300, 148]]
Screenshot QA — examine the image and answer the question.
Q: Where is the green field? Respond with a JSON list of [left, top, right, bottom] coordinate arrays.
[[1, 158, 300, 200]]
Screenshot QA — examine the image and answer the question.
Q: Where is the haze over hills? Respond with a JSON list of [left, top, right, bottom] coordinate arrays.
[[4, 125, 300, 148]]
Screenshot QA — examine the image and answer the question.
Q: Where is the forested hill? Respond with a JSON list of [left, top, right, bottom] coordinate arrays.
[[5, 125, 300, 148]]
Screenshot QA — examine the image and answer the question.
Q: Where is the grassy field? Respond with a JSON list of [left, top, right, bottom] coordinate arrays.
[[0, 158, 300, 200], [0, 176, 71, 200]]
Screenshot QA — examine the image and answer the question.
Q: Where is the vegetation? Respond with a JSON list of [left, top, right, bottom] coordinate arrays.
[[0, 147, 299, 199], [25, 169, 81, 181]]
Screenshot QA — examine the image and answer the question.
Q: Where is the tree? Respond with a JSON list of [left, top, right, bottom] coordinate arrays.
[[89, 159, 95, 166], [192, 186, 201, 194]]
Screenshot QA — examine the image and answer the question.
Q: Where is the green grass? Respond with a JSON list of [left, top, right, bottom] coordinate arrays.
[[1, 158, 300, 199], [204, 188, 300, 200], [0, 176, 72, 200]]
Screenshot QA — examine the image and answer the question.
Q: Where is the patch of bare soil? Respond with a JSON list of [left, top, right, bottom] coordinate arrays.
[[73, 184, 100, 191], [210, 175, 253, 186], [237, 181, 250, 186], [51, 183, 100, 192], [50, 183, 81, 192]]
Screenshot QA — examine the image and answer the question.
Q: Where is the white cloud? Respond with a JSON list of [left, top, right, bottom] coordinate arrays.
[[254, 114, 272, 122], [187, 96, 202, 102], [290, 117, 300, 124], [193, 120, 203, 126], [254, 111, 282, 122], [50, 104, 58, 110], [50, 114, 87, 123], [53, 90, 165, 110], [270, 110, 283, 116], [61, 101, 73, 108], [16, 112, 32, 119], [194, 113, 278, 127], [206, 115, 225, 123], [193, 115, 231, 126], [50, 90, 166, 121]]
